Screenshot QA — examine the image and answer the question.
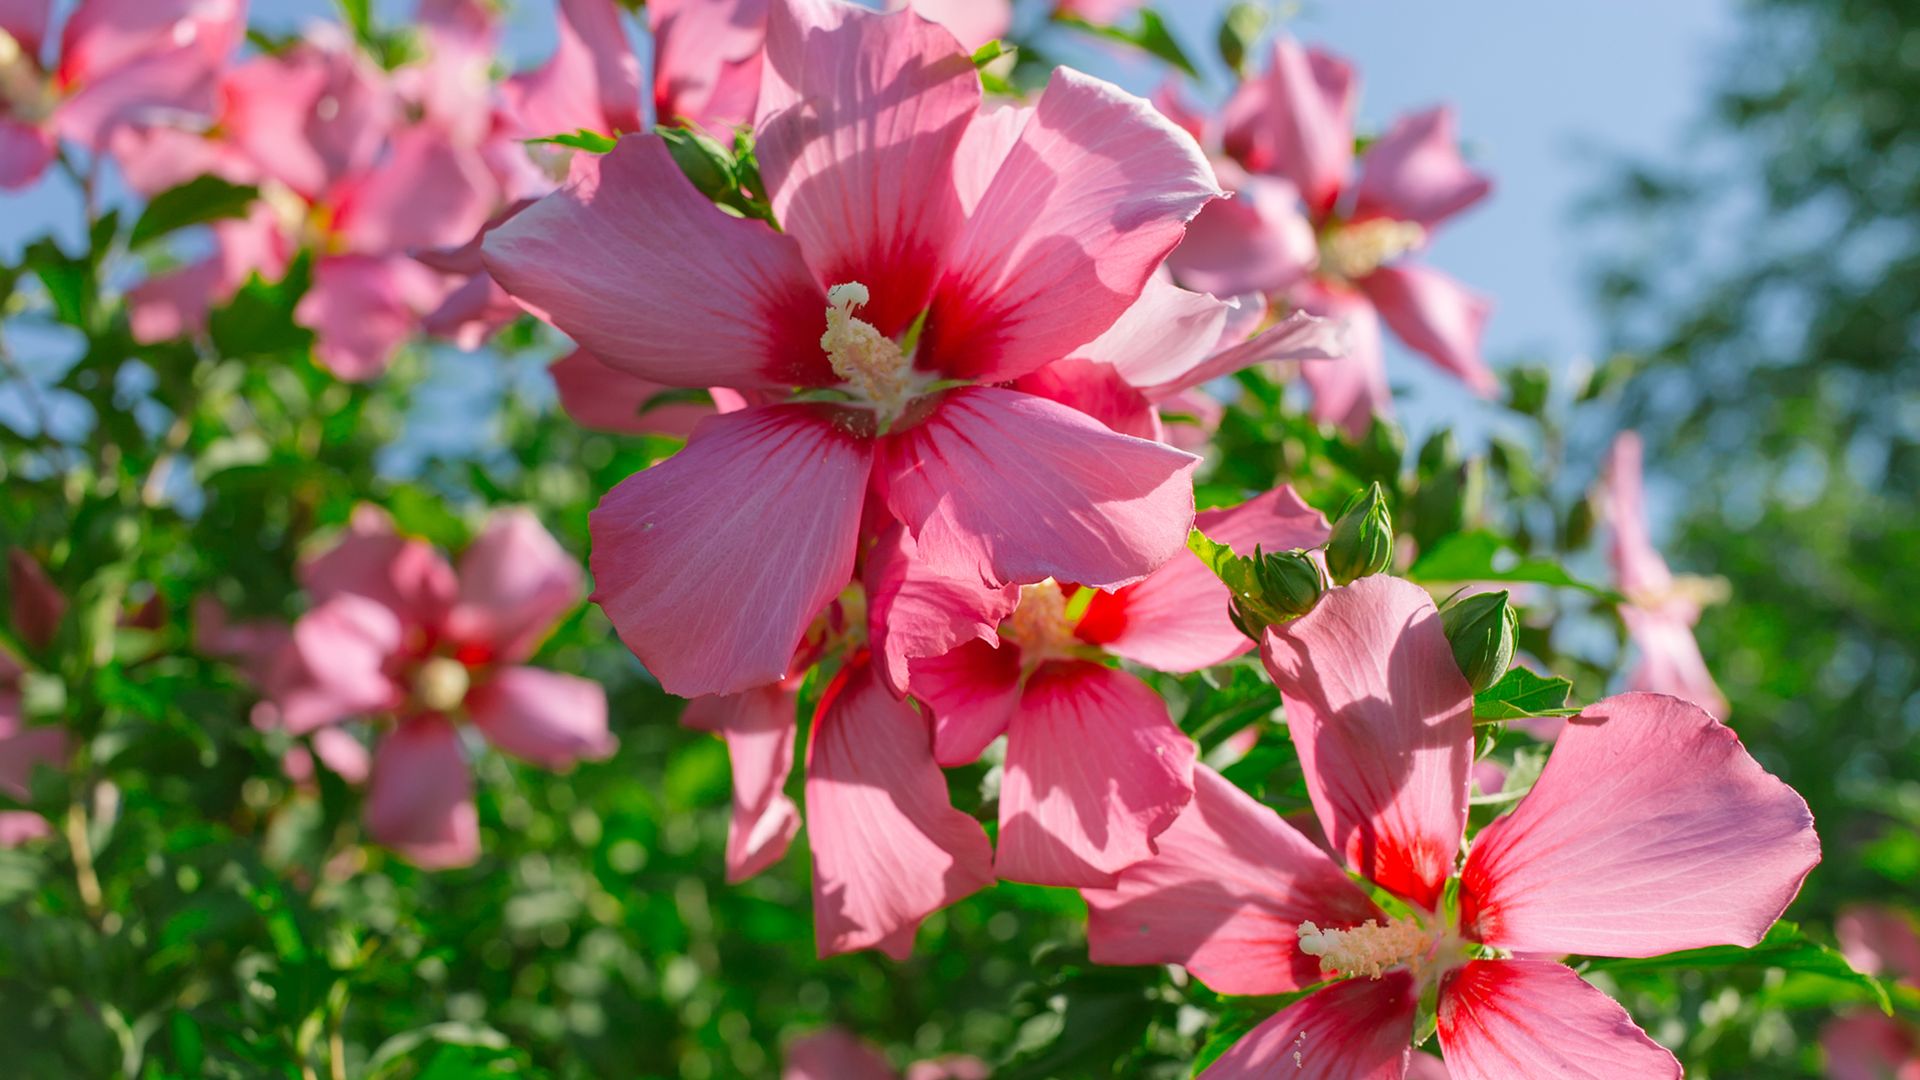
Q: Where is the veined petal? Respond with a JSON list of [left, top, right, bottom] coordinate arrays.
[[548, 349, 723, 437], [864, 524, 1017, 699], [905, 637, 1023, 768], [447, 508, 582, 663], [1437, 960, 1680, 1080], [1168, 171, 1318, 300], [877, 386, 1197, 591], [365, 716, 480, 869], [482, 135, 832, 390], [1601, 431, 1675, 600], [1262, 575, 1474, 910], [920, 68, 1223, 382], [589, 404, 872, 698], [755, 0, 977, 335], [1359, 263, 1496, 397], [1010, 358, 1160, 442], [1353, 105, 1492, 229], [1084, 765, 1380, 995], [683, 684, 801, 883], [1201, 975, 1415, 1080], [805, 660, 994, 959], [1197, 485, 1334, 553], [1068, 273, 1229, 390], [1459, 693, 1819, 958], [503, 0, 643, 138], [997, 662, 1195, 888], [1223, 36, 1355, 218], [467, 667, 613, 770]]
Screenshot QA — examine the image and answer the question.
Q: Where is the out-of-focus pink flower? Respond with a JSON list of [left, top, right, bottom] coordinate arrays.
[[1837, 904, 1920, 987], [901, 489, 1328, 889], [1054, 0, 1142, 24], [785, 1028, 989, 1080], [1167, 36, 1494, 435], [7, 548, 64, 651], [0, 649, 65, 846], [1823, 1011, 1920, 1080], [0, 0, 243, 189], [1082, 574, 1819, 1078], [265, 507, 611, 868], [484, 0, 1222, 699], [1602, 432, 1728, 717]]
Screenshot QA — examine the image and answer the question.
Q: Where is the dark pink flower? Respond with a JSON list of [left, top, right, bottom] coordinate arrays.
[[266, 507, 611, 867], [1083, 575, 1819, 1078], [484, 0, 1222, 699]]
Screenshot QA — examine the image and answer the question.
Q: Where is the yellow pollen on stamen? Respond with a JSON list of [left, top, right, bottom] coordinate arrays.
[[1005, 581, 1080, 661], [1320, 219, 1428, 282], [413, 656, 472, 715], [821, 282, 914, 419], [0, 30, 57, 125], [1296, 917, 1432, 980], [1628, 572, 1731, 613]]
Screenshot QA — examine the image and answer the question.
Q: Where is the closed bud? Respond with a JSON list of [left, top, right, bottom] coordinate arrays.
[[1253, 548, 1325, 619], [1325, 483, 1394, 585], [1217, 2, 1268, 75], [659, 127, 736, 204], [1442, 590, 1518, 692]]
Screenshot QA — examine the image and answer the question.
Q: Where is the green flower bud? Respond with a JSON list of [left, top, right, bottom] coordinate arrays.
[[1441, 589, 1519, 693], [1325, 482, 1394, 585], [1252, 548, 1324, 620], [659, 127, 736, 204]]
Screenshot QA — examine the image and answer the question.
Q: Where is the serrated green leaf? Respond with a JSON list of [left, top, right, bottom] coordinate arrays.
[[129, 176, 258, 249]]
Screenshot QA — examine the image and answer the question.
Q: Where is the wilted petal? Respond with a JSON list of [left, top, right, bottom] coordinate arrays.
[[1437, 960, 1680, 1080], [1084, 765, 1380, 995], [1353, 105, 1492, 229], [997, 662, 1194, 888], [1360, 263, 1496, 396], [1460, 693, 1818, 957], [1202, 975, 1414, 1079], [590, 404, 872, 698], [864, 524, 1016, 699], [877, 386, 1197, 591], [805, 661, 994, 959], [684, 684, 801, 882], [365, 716, 479, 869], [1262, 575, 1474, 910], [447, 508, 582, 663], [468, 666, 613, 770], [921, 68, 1223, 382]]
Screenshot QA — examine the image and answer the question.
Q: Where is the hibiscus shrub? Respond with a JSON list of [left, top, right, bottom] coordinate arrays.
[[0, 0, 1907, 1078]]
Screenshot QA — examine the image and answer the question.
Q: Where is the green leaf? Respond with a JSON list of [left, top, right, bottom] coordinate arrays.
[[1584, 921, 1892, 1014], [129, 176, 258, 249], [525, 129, 618, 154], [1062, 10, 1199, 78], [1473, 666, 1579, 722], [971, 39, 1011, 67], [366, 1022, 512, 1078], [1409, 531, 1617, 598]]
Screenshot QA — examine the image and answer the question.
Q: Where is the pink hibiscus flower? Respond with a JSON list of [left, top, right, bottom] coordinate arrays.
[[1083, 575, 1819, 1078], [902, 487, 1330, 888], [0, 0, 241, 189], [784, 1027, 988, 1080], [1601, 431, 1728, 716], [1825, 905, 1920, 1080], [483, 0, 1223, 699], [264, 507, 612, 868], [0, 650, 66, 847], [1168, 36, 1494, 435]]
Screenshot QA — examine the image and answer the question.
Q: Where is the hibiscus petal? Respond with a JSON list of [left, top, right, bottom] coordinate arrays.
[[482, 135, 832, 390], [468, 666, 613, 770], [51, 43, 224, 151], [649, 0, 766, 131], [6, 548, 64, 651], [784, 1029, 900, 1080], [548, 349, 722, 437], [905, 638, 1023, 767], [0, 722, 69, 803], [1459, 692, 1819, 958], [877, 386, 1197, 591], [1067, 273, 1228, 390], [1437, 960, 1680, 1080], [300, 505, 457, 625], [1620, 605, 1727, 717], [1820, 1010, 1920, 1080], [502, 0, 643, 138], [1223, 36, 1355, 218], [56, 0, 239, 87], [1201, 975, 1415, 1079], [1601, 431, 1674, 600], [331, 125, 497, 256], [900, 0, 1009, 51], [446, 508, 582, 663], [1084, 765, 1380, 995], [1262, 575, 1474, 910], [226, 44, 393, 200], [0, 0, 49, 57], [1010, 358, 1160, 442], [365, 716, 480, 869], [1836, 905, 1920, 986], [0, 118, 55, 191], [590, 404, 872, 698], [1147, 310, 1344, 399], [129, 257, 226, 344], [1197, 485, 1334, 553], [296, 254, 453, 382], [805, 660, 994, 959], [270, 594, 404, 734], [684, 684, 801, 883], [1168, 171, 1318, 300], [1295, 278, 1390, 438], [1353, 105, 1493, 229], [755, 0, 976, 335], [921, 67, 1223, 382], [996, 662, 1194, 888], [1360, 263, 1496, 396], [864, 524, 1016, 699]]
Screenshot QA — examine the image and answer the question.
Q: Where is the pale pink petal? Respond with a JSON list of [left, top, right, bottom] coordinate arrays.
[[0, 811, 52, 846], [1056, 0, 1142, 22], [447, 508, 582, 663], [1295, 278, 1389, 438], [1168, 171, 1318, 299], [503, 0, 643, 137], [1360, 263, 1496, 396], [1145, 310, 1345, 399], [226, 44, 393, 199], [650, 0, 767, 131], [784, 1029, 898, 1080], [1083, 765, 1380, 994], [548, 349, 720, 436], [1436, 960, 1680, 1080], [331, 127, 497, 256], [7, 548, 65, 651], [296, 254, 452, 381], [128, 256, 224, 344], [56, 0, 239, 88], [864, 524, 1016, 699], [365, 716, 480, 869], [1620, 605, 1727, 717], [1353, 106, 1492, 229], [191, 595, 292, 685], [1154, 387, 1224, 453], [1837, 905, 1920, 986], [753, 0, 976, 336], [1151, 78, 1208, 147], [1601, 431, 1674, 601], [1223, 36, 1355, 218], [107, 124, 257, 196], [876, 386, 1197, 591], [1460, 692, 1819, 957], [1407, 1053, 1453, 1080], [1010, 358, 1160, 441], [0, 0, 49, 57], [951, 102, 1027, 217], [1201, 975, 1415, 1079], [300, 505, 457, 625], [52, 44, 225, 151], [0, 118, 55, 190], [905, 638, 1023, 767], [805, 661, 994, 959], [468, 666, 613, 770], [1069, 273, 1229, 389], [684, 684, 801, 882], [269, 594, 403, 734], [1196, 485, 1334, 552], [420, 272, 523, 350], [900, 0, 1010, 51], [1822, 1011, 1920, 1080], [311, 726, 371, 784], [482, 135, 833, 390], [996, 662, 1194, 888], [403, 0, 498, 145], [920, 67, 1223, 382], [589, 404, 872, 698], [1262, 574, 1474, 909]]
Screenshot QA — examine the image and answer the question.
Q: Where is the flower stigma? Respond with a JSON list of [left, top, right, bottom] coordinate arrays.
[[1005, 581, 1082, 663], [1319, 219, 1428, 282], [821, 282, 919, 424], [413, 656, 472, 714]]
